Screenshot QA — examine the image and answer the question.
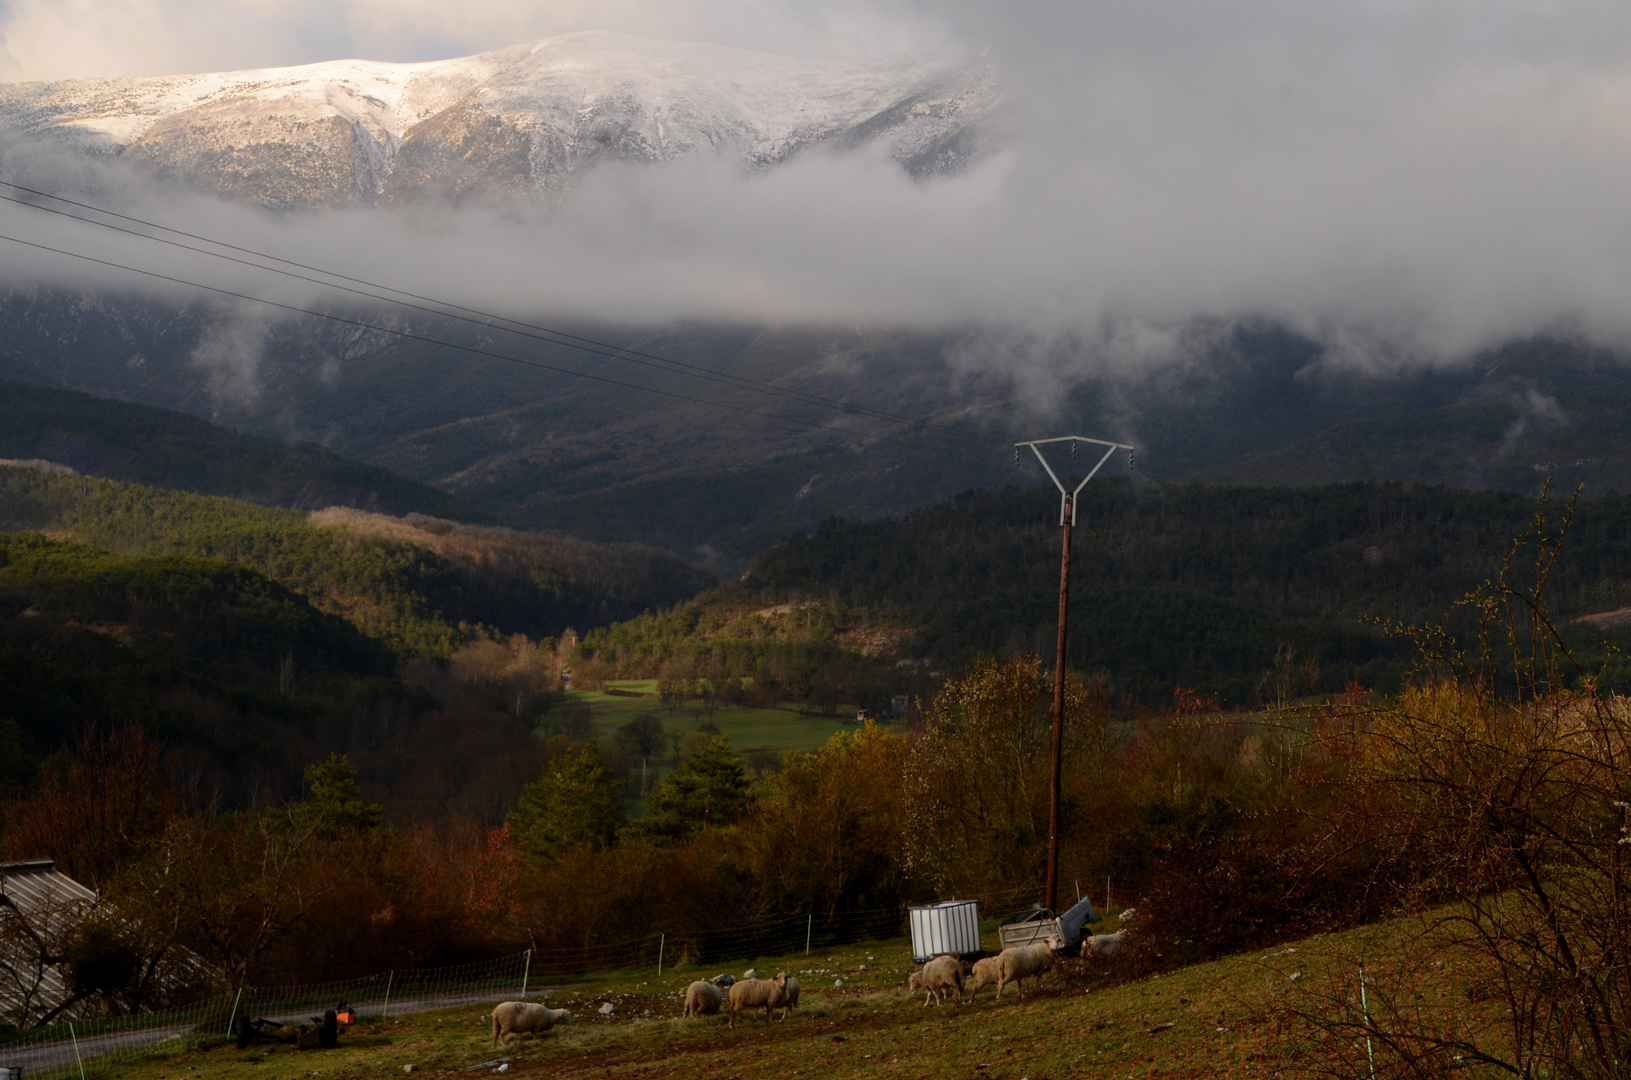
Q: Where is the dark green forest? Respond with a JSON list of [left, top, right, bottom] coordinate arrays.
[[0, 465, 714, 816], [0, 467, 714, 655], [583, 480, 1631, 706], [0, 378, 480, 518], [0, 531, 404, 797]]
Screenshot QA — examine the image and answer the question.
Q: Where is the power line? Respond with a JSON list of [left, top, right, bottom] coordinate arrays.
[[0, 229, 940, 450], [0, 179, 1006, 446]]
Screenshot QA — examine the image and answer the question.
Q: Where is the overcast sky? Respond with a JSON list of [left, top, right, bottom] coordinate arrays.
[[4, 1, 1631, 379], [0, 0, 944, 80]]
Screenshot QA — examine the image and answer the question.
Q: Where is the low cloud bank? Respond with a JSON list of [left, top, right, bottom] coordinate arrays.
[[3, 1, 1631, 387]]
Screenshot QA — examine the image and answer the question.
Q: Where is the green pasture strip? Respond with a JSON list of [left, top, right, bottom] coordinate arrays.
[[81, 919, 1354, 1080], [97, 909, 1520, 1080], [603, 679, 660, 694], [571, 690, 860, 753]]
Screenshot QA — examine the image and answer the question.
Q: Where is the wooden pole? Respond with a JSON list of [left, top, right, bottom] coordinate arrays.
[[1046, 500, 1073, 915]]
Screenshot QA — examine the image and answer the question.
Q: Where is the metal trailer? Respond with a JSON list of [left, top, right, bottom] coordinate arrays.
[[998, 896, 1098, 953]]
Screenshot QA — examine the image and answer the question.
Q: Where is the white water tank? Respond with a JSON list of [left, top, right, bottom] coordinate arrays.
[[908, 900, 981, 963]]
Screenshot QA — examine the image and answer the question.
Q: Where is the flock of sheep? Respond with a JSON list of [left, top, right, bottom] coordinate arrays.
[[489, 908, 1137, 1046], [682, 970, 804, 1027], [910, 922, 1131, 1007]]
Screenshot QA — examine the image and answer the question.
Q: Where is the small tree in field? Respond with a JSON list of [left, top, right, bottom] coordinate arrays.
[[642, 736, 754, 836], [508, 742, 623, 865]]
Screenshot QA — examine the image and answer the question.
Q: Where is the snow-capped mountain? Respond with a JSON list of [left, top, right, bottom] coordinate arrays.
[[0, 32, 1000, 208]]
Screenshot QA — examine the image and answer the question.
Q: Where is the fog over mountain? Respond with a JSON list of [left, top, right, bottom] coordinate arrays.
[[2, 3, 1631, 556], [0, 1, 1625, 363]]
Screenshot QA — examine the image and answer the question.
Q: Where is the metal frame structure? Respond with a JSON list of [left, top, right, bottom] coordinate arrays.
[[1014, 435, 1135, 916], [1016, 436, 1134, 526]]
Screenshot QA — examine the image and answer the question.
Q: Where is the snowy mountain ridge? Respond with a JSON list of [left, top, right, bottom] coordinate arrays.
[[0, 32, 1000, 208]]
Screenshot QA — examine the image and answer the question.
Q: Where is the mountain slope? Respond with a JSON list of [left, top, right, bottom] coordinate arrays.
[[1185, 386, 1631, 494], [0, 377, 484, 518], [0, 466, 715, 655], [10, 295, 1631, 565], [580, 480, 1631, 707], [0, 32, 999, 207]]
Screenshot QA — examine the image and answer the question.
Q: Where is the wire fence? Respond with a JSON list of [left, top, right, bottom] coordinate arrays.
[[0, 878, 1147, 1078]]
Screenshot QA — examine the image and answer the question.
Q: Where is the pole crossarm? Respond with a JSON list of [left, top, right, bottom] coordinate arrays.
[[1014, 436, 1136, 526]]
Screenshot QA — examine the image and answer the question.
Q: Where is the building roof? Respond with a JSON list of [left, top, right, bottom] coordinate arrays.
[[0, 861, 96, 909], [0, 860, 98, 1026]]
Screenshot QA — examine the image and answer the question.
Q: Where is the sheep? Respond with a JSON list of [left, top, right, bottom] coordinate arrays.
[[742, 968, 757, 980], [777, 973, 802, 1018], [712, 973, 736, 989], [682, 980, 723, 1017], [491, 1001, 572, 1046], [1083, 928, 1129, 959], [906, 955, 964, 1006], [1118, 907, 1139, 922], [964, 956, 1002, 1003], [993, 937, 1062, 999], [727, 974, 788, 1028]]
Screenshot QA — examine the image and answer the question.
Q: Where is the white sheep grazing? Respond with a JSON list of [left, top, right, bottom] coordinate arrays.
[[727, 975, 788, 1028], [906, 955, 964, 1006], [682, 980, 723, 1017], [491, 1001, 571, 1045], [964, 956, 1002, 1003], [742, 967, 757, 980], [712, 973, 736, 989], [1118, 907, 1139, 922], [777, 973, 802, 1018], [994, 937, 1062, 999], [1083, 928, 1129, 959]]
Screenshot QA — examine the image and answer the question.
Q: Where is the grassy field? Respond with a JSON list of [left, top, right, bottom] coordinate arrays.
[[95, 912, 1478, 1080], [576, 682, 861, 787]]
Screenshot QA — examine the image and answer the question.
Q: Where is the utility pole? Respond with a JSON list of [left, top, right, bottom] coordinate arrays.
[[1015, 435, 1135, 915]]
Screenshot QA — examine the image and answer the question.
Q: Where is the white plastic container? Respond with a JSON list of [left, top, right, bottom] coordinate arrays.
[[908, 900, 981, 963]]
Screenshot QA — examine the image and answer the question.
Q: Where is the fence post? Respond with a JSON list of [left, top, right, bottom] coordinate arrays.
[[382, 970, 394, 1020], [805, 913, 812, 955], [225, 985, 244, 1037], [1359, 964, 1377, 1080], [70, 1021, 86, 1080], [520, 949, 532, 1001], [658, 934, 665, 976]]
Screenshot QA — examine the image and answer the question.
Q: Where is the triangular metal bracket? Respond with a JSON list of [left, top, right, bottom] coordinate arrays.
[[1014, 436, 1136, 526]]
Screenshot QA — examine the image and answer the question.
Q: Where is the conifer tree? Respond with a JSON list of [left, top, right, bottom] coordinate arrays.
[[644, 735, 754, 836], [509, 741, 624, 863]]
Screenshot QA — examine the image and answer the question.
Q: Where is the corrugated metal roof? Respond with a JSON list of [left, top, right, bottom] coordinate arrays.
[[0, 861, 96, 909], [0, 860, 98, 1026]]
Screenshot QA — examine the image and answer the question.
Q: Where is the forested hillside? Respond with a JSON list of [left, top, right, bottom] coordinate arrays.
[[1191, 386, 1631, 494], [0, 532, 411, 798], [0, 378, 481, 519], [0, 465, 716, 813], [580, 480, 1631, 706], [0, 466, 714, 655]]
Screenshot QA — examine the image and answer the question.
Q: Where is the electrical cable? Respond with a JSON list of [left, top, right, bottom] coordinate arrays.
[[0, 179, 1007, 446], [0, 229, 936, 450]]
